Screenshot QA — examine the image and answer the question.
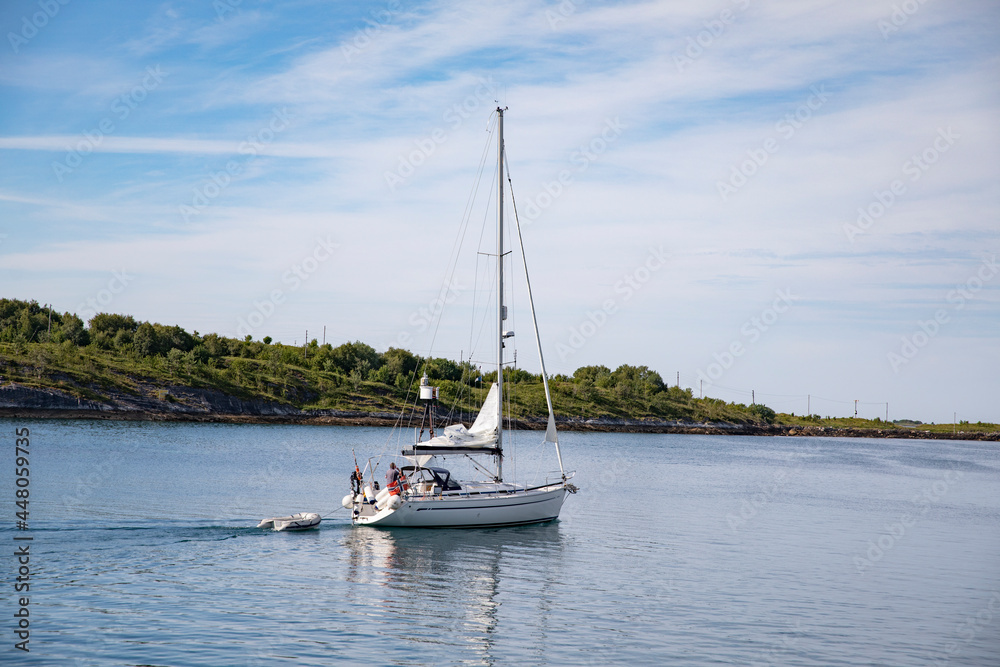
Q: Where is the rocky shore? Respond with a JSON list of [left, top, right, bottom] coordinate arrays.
[[1, 383, 996, 441]]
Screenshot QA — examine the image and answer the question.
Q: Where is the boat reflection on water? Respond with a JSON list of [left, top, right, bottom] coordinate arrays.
[[343, 524, 567, 661]]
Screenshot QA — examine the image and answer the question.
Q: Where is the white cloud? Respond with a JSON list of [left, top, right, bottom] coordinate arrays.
[[0, 135, 344, 158]]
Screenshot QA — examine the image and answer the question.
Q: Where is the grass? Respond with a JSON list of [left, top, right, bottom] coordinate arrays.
[[776, 414, 900, 430], [916, 422, 999, 434]]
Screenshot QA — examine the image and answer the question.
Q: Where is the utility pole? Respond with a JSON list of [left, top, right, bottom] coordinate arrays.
[[885, 402, 888, 422], [676, 371, 679, 388], [323, 326, 326, 346], [807, 394, 810, 415], [700, 380, 703, 398], [752, 390, 755, 405], [854, 400, 858, 418]]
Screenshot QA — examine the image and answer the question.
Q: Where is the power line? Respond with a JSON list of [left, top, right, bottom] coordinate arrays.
[[674, 373, 891, 418]]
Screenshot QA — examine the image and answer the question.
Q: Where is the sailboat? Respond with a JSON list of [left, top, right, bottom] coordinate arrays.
[[343, 107, 576, 528]]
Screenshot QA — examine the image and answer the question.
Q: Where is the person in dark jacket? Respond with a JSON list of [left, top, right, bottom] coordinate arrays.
[[386, 462, 403, 496]]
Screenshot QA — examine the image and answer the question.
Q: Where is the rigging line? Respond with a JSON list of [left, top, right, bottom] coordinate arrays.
[[463, 453, 494, 479], [472, 266, 497, 381], [447, 114, 496, 285], [467, 165, 500, 383], [467, 162, 500, 375], [468, 251, 480, 379], [382, 366, 420, 452], [504, 148, 565, 476], [508, 358, 516, 484], [502, 176, 521, 481], [476, 158, 500, 254], [452, 157, 496, 386], [424, 117, 497, 362]]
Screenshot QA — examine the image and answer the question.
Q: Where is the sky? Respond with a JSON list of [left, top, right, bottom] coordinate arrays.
[[1, 0, 998, 424]]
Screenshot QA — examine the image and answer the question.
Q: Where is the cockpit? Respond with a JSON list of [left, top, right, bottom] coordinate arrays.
[[400, 465, 463, 493]]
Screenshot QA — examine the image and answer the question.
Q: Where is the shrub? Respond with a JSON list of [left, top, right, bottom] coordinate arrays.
[[749, 403, 776, 424]]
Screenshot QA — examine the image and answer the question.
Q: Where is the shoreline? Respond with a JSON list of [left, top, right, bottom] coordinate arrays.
[[1, 407, 996, 441]]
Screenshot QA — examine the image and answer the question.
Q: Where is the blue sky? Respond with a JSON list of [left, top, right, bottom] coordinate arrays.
[[1, 0, 998, 423]]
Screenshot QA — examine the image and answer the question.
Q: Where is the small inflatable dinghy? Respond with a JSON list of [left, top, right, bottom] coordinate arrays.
[[257, 512, 321, 531]]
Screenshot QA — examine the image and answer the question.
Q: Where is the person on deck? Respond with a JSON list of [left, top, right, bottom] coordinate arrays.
[[350, 466, 362, 496], [386, 462, 403, 496]]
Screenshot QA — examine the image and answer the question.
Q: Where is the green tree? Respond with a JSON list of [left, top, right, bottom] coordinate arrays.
[[167, 347, 185, 371], [349, 367, 364, 391], [227, 338, 246, 357], [611, 364, 664, 392], [52, 313, 88, 345], [665, 385, 692, 401], [112, 329, 134, 351], [200, 333, 228, 358], [425, 357, 461, 382], [573, 365, 611, 383], [369, 364, 394, 385], [384, 347, 419, 380], [89, 313, 139, 336], [229, 358, 255, 385], [505, 367, 537, 384], [749, 403, 776, 424], [308, 344, 333, 371], [0, 299, 77, 344], [188, 345, 210, 365], [153, 324, 195, 353], [330, 341, 381, 375], [132, 322, 159, 357]]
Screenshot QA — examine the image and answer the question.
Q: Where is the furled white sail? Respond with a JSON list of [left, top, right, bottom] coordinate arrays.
[[545, 412, 558, 444], [420, 383, 500, 450]]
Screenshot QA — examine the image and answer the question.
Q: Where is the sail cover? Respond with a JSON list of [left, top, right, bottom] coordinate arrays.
[[405, 383, 500, 454]]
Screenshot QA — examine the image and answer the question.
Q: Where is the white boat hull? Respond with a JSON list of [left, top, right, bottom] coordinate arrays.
[[354, 484, 568, 528], [257, 512, 321, 531]]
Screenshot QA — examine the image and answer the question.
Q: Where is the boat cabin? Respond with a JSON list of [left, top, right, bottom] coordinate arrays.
[[401, 466, 462, 494]]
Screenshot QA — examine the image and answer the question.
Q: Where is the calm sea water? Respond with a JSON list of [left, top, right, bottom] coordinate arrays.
[[3, 419, 998, 666]]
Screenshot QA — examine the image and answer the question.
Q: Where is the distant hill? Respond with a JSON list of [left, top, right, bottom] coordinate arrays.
[[1, 298, 996, 438]]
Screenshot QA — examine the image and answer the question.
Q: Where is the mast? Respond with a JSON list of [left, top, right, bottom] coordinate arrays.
[[496, 106, 505, 482]]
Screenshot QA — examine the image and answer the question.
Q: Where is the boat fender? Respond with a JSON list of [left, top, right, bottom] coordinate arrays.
[[363, 485, 376, 504], [341, 494, 354, 509], [387, 495, 402, 510], [375, 487, 391, 506]]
